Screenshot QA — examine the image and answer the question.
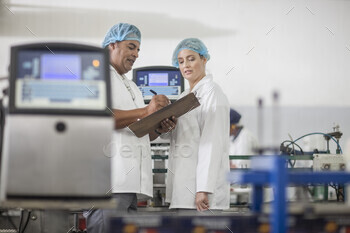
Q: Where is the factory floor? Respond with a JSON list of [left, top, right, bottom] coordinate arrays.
[[2, 203, 350, 233]]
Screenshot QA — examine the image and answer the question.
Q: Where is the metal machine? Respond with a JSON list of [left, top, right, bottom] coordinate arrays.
[[0, 42, 114, 201], [132, 66, 184, 104]]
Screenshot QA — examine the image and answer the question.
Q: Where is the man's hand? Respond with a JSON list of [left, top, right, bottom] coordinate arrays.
[[146, 95, 170, 116], [149, 116, 177, 141], [195, 192, 209, 211], [157, 116, 177, 134]]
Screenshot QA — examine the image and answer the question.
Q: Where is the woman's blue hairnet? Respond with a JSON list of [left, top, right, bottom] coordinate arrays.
[[102, 23, 141, 48], [172, 38, 210, 68]]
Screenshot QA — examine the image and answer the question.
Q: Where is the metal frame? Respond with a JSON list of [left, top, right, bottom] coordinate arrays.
[[228, 156, 350, 233]]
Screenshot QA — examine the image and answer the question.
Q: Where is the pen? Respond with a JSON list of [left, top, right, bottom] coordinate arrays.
[[150, 89, 157, 95]]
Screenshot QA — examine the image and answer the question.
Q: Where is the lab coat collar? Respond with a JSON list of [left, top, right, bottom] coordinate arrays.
[[110, 65, 127, 80], [109, 64, 116, 73], [191, 74, 213, 94]]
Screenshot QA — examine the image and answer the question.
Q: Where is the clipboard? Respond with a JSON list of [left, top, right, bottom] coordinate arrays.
[[128, 92, 200, 138]]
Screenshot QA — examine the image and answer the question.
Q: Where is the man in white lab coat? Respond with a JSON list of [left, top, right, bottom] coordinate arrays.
[[229, 109, 260, 204], [229, 109, 259, 168], [85, 23, 175, 233]]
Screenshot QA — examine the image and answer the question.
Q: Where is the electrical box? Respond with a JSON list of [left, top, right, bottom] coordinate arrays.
[[313, 154, 346, 171]]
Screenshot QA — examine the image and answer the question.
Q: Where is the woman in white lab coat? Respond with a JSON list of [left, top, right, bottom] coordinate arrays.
[[165, 38, 230, 211]]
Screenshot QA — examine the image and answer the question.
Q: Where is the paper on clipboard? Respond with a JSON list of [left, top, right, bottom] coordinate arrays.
[[128, 92, 200, 138]]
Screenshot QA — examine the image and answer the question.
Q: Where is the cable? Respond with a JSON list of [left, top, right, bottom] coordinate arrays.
[[2, 209, 31, 233], [292, 132, 343, 154], [0, 87, 8, 166], [0, 98, 5, 163], [20, 210, 31, 233], [329, 184, 338, 200], [281, 140, 304, 154], [338, 187, 344, 200], [288, 134, 295, 156], [286, 133, 296, 168], [4, 209, 22, 233], [280, 140, 304, 168], [18, 210, 23, 233], [281, 132, 344, 202]]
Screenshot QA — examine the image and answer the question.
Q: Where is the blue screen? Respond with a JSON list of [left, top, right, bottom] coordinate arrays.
[[41, 54, 81, 80], [148, 73, 168, 86], [15, 50, 107, 110], [135, 70, 181, 87], [134, 68, 183, 101]]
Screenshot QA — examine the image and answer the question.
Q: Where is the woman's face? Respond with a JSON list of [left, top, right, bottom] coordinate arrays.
[[177, 49, 207, 88]]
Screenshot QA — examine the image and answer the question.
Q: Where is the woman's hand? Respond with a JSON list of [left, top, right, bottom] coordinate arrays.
[[195, 192, 209, 211]]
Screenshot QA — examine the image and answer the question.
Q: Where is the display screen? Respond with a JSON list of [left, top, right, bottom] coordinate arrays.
[[133, 68, 183, 102], [148, 73, 168, 86], [41, 54, 81, 80], [14, 50, 107, 111]]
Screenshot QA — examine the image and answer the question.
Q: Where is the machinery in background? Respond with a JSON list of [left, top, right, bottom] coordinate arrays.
[[107, 211, 350, 233], [1, 42, 113, 200], [149, 142, 169, 208], [108, 148, 350, 233], [229, 125, 346, 205], [0, 42, 114, 233], [133, 66, 184, 104], [0, 210, 87, 233], [137, 140, 169, 209], [313, 154, 346, 172], [108, 141, 350, 233], [279, 126, 345, 202], [227, 155, 350, 233]]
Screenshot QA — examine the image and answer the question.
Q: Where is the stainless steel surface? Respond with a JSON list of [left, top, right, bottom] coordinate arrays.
[[1, 115, 113, 199], [0, 198, 116, 210], [264, 202, 350, 215]]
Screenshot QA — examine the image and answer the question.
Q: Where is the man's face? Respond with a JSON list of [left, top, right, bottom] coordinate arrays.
[[230, 124, 237, 136], [109, 40, 140, 75]]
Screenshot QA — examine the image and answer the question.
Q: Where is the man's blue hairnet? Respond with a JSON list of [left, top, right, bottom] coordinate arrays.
[[230, 109, 241, 125], [172, 38, 210, 68], [102, 23, 141, 48]]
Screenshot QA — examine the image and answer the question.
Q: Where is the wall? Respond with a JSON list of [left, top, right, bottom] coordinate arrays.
[[0, 0, 349, 151], [236, 106, 350, 154]]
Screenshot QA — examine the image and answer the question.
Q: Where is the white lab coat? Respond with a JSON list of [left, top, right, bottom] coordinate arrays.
[[109, 66, 153, 200], [165, 74, 230, 209], [229, 128, 259, 168]]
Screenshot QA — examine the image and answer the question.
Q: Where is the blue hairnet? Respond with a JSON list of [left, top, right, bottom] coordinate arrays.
[[102, 23, 141, 48], [172, 38, 210, 67], [230, 109, 241, 125]]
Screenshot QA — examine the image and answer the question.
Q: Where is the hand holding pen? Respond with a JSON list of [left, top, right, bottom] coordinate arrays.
[[146, 89, 170, 115], [150, 89, 157, 95], [149, 90, 177, 135]]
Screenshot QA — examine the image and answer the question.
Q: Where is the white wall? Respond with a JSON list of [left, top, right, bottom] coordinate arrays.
[[237, 106, 350, 155], [0, 0, 349, 151]]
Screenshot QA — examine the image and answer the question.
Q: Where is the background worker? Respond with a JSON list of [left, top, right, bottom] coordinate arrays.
[[229, 108, 259, 168]]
